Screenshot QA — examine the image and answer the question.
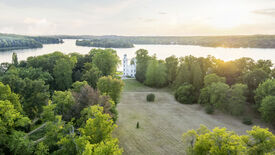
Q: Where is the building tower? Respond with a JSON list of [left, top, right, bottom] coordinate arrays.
[[123, 54, 128, 76]]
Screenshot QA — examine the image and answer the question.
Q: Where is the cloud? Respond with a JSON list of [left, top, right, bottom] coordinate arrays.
[[23, 18, 58, 35], [159, 11, 167, 15], [253, 8, 275, 17]]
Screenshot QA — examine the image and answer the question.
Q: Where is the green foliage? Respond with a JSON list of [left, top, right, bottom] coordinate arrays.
[[243, 69, 269, 102], [35, 142, 49, 155], [71, 81, 88, 92], [175, 56, 203, 91], [242, 117, 253, 125], [146, 93, 155, 102], [203, 73, 226, 87], [255, 79, 275, 109], [175, 84, 195, 104], [135, 49, 151, 83], [259, 96, 275, 124], [21, 79, 50, 119], [91, 49, 120, 76], [136, 122, 140, 129], [182, 125, 275, 155], [41, 101, 56, 122], [244, 126, 275, 154], [165, 55, 178, 85], [205, 104, 214, 114], [0, 82, 22, 113], [78, 105, 116, 143], [145, 59, 167, 87], [182, 125, 247, 154], [52, 91, 75, 121], [228, 83, 248, 116], [12, 53, 18, 66], [53, 58, 73, 90], [76, 39, 133, 48], [97, 76, 124, 104], [72, 85, 116, 121], [82, 65, 102, 88], [0, 100, 30, 134]]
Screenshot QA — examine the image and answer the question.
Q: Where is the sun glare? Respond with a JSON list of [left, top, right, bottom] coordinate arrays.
[[207, 1, 251, 29]]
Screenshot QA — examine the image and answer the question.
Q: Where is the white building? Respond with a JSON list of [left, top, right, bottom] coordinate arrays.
[[123, 54, 136, 78]]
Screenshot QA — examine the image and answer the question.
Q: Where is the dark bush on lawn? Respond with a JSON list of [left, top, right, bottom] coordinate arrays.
[[147, 93, 155, 102], [242, 117, 253, 125], [175, 84, 195, 104]]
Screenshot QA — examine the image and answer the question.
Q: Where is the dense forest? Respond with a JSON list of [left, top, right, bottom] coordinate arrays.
[[0, 49, 123, 154], [0, 33, 63, 51], [76, 39, 134, 48], [135, 49, 275, 126], [55, 34, 275, 48]]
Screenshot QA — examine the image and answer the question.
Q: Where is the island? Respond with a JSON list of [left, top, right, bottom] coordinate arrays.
[[76, 39, 134, 48], [0, 33, 63, 51]]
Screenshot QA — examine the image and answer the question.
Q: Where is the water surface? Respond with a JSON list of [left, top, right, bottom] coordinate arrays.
[[0, 39, 274, 70]]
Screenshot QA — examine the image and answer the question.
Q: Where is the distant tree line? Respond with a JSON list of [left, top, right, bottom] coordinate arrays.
[[135, 49, 275, 127], [76, 39, 134, 48], [0, 49, 123, 154], [55, 34, 275, 48], [0, 33, 63, 51]]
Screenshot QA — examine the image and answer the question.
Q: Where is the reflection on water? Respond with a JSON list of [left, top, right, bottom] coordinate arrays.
[[0, 39, 274, 70]]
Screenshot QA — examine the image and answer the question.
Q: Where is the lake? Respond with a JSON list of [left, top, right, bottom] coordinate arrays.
[[0, 39, 274, 70]]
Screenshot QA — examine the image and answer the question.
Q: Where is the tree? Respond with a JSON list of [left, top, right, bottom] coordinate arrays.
[[53, 58, 73, 90], [12, 52, 18, 66], [91, 49, 120, 76], [191, 62, 203, 91], [0, 82, 22, 113], [72, 85, 115, 120], [182, 125, 275, 155], [228, 83, 248, 116], [78, 105, 116, 143], [198, 82, 230, 112], [255, 59, 273, 74], [244, 126, 275, 154], [71, 81, 88, 93], [175, 84, 196, 104], [165, 55, 178, 85], [0, 100, 31, 154], [21, 79, 50, 119], [182, 125, 247, 154], [255, 79, 275, 109], [82, 65, 102, 88], [97, 76, 124, 105], [52, 91, 75, 121], [203, 73, 226, 87], [135, 49, 151, 83], [145, 59, 167, 87], [243, 69, 269, 102], [259, 96, 275, 125]]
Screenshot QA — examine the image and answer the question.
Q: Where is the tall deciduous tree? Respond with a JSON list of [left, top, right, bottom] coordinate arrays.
[[91, 49, 120, 76], [165, 55, 178, 85], [135, 49, 151, 83], [145, 59, 167, 87], [97, 76, 124, 105], [53, 58, 73, 90]]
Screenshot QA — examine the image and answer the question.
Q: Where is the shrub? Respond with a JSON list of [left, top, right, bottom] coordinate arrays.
[[242, 117, 253, 125], [146, 93, 155, 102], [136, 121, 140, 129], [175, 84, 195, 104], [205, 104, 214, 114], [259, 96, 275, 124]]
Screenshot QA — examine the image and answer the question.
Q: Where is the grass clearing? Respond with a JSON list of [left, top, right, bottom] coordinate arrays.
[[115, 79, 272, 155]]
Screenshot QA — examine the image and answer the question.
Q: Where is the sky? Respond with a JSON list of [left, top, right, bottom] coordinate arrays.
[[0, 0, 275, 36]]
